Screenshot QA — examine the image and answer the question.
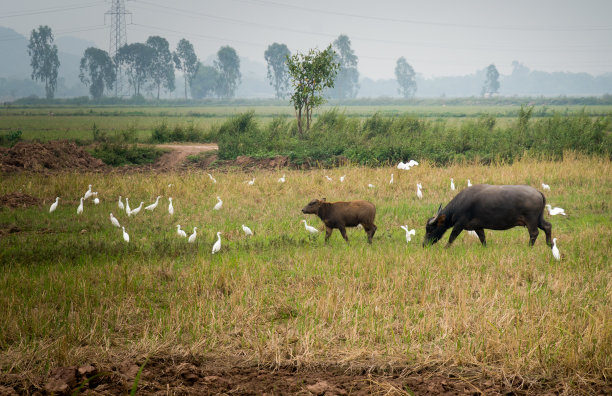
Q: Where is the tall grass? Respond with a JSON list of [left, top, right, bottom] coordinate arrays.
[[0, 157, 610, 393]]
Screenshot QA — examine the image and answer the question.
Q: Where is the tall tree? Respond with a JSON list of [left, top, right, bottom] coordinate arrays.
[[287, 45, 339, 137], [482, 64, 500, 97], [214, 46, 241, 98], [173, 39, 199, 99], [27, 25, 60, 99], [146, 36, 175, 99], [329, 35, 359, 99], [115, 43, 154, 96], [264, 43, 291, 99], [395, 57, 416, 98], [79, 47, 116, 99], [190, 63, 219, 99]]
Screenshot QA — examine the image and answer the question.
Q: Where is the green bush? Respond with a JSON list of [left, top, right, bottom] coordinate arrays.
[[0, 130, 23, 147], [89, 143, 165, 166]]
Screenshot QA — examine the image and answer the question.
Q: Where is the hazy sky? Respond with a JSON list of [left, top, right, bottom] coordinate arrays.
[[2, 0, 611, 79]]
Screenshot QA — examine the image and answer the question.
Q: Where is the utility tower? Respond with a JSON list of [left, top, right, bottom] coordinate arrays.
[[106, 0, 131, 96]]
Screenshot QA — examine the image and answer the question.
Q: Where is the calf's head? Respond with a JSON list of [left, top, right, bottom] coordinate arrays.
[[423, 204, 448, 246], [302, 198, 325, 214]]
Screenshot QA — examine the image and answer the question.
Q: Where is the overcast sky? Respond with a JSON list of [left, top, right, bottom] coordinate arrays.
[[2, 0, 612, 79]]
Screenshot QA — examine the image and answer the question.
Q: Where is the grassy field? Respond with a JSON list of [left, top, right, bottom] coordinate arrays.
[[1, 104, 611, 142], [1, 155, 610, 393]]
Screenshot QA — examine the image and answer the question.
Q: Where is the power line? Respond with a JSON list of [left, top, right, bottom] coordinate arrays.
[[0, 25, 107, 42], [0, 2, 105, 19]]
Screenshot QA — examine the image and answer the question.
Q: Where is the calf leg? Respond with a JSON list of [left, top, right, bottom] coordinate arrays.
[[446, 225, 463, 248], [339, 226, 349, 243], [538, 215, 553, 247], [324, 226, 333, 243], [475, 228, 486, 246], [363, 223, 377, 244]]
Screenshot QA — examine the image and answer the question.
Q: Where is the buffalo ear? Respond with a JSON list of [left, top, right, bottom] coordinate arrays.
[[437, 204, 442, 215], [436, 214, 446, 226]]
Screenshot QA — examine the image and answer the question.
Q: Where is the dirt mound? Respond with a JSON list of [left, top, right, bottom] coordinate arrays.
[[0, 141, 106, 173], [0, 192, 41, 208]]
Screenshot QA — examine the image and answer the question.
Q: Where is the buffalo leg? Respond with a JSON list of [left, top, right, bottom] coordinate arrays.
[[324, 226, 333, 243], [363, 223, 376, 244], [475, 228, 486, 246], [446, 225, 463, 248], [339, 226, 349, 243], [527, 224, 539, 246], [538, 215, 553, 247]]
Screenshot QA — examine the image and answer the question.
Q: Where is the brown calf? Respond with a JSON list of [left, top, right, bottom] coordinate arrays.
[[301, 198, 377, 244]]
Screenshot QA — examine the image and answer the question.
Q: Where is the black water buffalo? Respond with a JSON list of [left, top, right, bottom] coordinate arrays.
[[423, 184, 552, 247], [301, 198, 377, 243]]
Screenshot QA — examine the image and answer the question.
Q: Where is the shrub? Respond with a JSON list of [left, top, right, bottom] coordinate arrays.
[[89, 143, 165, 166]]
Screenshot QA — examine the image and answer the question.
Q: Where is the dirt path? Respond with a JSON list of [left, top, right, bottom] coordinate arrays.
[[154, 143, 218, 171]]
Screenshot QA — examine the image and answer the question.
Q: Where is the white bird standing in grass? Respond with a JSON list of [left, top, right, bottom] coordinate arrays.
[[207, 173, 217, 183], [467, 230, 479, 238], [188, 227, 197, 243], [325, 175, 332, 182], [247, 178, 255, 185], [242, 224, 253, 236], [340, 175, 346, 182], [213, 196, 223, 211], [368, 183, 375, 188], [212, 232, 222, 254], [541, 183, 551, 191], [407, 159, 419, 168], [145, 196, 161, 211], [110, 213, 121, 228], [49, 197, 59, 213], [129, 202, 144, 216], [389, 173, 394, 184], [546, 204, 567, 216], [77, 197, 84, 215], [118, 196, 124, 210], [168, 197, 174, 215], [400, 225, 416, 243], [302, 220, 319, 234], [125, 198, 131, 214], [278, 174, 286, 183], [552, 238, 560, 260], [176, 224, 187, 237], [450, 178, 456, 191], [467, 179, 472, 187], [122, 226, 129, 243], [93, 193, 99, 205], [83, 185, 93, 200], [416, 183, 423, 199]]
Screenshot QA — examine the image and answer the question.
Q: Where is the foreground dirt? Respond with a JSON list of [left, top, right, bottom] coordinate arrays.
[[0, 357, 546, 395]]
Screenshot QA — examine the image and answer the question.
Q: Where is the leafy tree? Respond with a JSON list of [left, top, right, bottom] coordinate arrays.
[[395, 57, 416, 98], [214, 46, 241, 98], [264, 43, 291, 99], [79, 47, 116, 99], [146, 36, 175, 99], [115, 43, 154, 96], [482, 64, 500, 96], [287, 45, 339, 137], [328, 35, 359, 99], [173, 39, 199, 99], [27, 25, 60, 99], [190, 63, 219, 99]]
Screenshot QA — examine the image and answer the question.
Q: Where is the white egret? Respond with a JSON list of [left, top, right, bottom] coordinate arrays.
[[212, 232, 222, 254], [168, 197, 174, 215], [368, 183, 375, 188], [49, 197, 59, 213], [450, 178, 456, 191], [541, 183, 551, 191], [400, 225, 416, 243], [118, 196, 124, 210], [125, 198, 131, 214], [213, 196, 223, 211], [207, 173, 217, 183], [77, 197, 84, 215], [242, 224, 253, 236], [389, 173, 394, 184], [93, 193, 99, 205], [278, 174, 286, 183], [188, 227, 197, 243], [145, 196, 161, 211], [552, 238, 561, 261], [467, 179, 472, 187], [325, 175, 332, 181], [83, 185, 93, 200], [407, 160, 419, 167], [397, 161, 406, 170], [467, 230, 479, 238], [247, 178, 255, 185], [416, 183, 423, 199], [129, 202, 144, 216], [176, 224, 187, 237], [110, 213, 121, 228], [302, 220, 319, 234], [122, 226, 129, 243], [340, 175, 346, 182], [546, 204, 566, 216]]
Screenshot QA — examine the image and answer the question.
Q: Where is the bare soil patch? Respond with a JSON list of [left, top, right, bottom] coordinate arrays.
[[0, 141, 106, 173], [0, 192, 41, 208], [153, 143, 217, 171]]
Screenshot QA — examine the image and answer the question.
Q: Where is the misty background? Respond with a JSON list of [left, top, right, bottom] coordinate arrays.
[[1, 0, 611, 100]]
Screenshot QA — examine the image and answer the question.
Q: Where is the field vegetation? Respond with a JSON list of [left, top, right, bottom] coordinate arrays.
[[0, 155, 610, 393]]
